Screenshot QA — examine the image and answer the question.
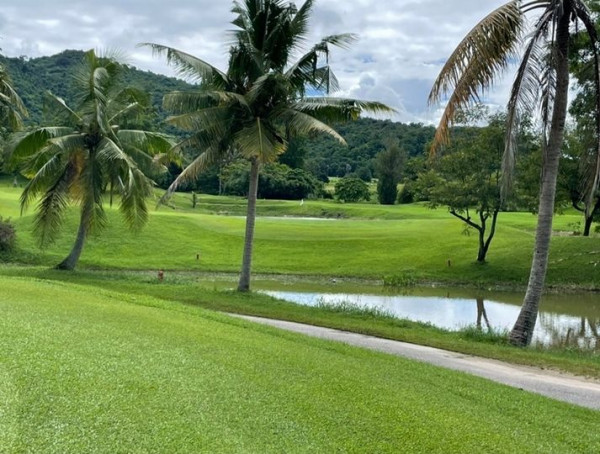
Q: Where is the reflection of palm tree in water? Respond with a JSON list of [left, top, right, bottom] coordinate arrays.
[[539, 315, 600, 349], [476, 297, 492, 331]]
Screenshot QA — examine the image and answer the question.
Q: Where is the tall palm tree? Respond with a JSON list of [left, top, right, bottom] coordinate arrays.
[[428, 0, 600, 346], [9, 50, 173, 270], [0, 63, 27, 130], [143, 0, 392, 292]]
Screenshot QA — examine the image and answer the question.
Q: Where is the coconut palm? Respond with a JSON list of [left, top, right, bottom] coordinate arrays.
[[428, 0, 600, 346], [0, 63, 27, 130], [9, 50, 173, 270], [143, 0, 392, 292]]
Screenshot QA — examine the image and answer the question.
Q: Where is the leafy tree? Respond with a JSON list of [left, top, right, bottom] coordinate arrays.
[[335, 177, 370, 202], [223, 161, 322, 199], [565, 1, 600, 235], [9, 50, 173, 270], [429, 0, 600, 346], [375, 139, 404, 204], [144, 0, 390, 291], [425, 116, 505, 263]]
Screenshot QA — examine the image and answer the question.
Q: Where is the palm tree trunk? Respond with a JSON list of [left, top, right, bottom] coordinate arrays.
[[237, 158, 260, 292], [583, 214, 593, 237], [509, 9, 571, 347], [56, 210, 89, 271]]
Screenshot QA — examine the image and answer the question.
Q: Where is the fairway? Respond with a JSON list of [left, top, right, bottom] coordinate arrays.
[[2, 183, 600, 288], [1, 276, 599, 453]]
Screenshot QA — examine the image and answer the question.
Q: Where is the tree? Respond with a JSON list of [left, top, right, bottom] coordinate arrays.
[[375, 139, 404, 204], [335, 177, 370, 202], [9, 50, 173, 270], [428, 0, 600, 346], [566, 3, 600, 235], [424, 116, 505, 263], [144, 0, 391, 292]]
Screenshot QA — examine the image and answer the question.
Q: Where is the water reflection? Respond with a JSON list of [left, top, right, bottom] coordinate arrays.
[[260, 289, 600, 349]]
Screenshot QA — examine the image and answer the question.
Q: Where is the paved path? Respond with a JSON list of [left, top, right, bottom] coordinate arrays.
[[231, 314, 600, 411]]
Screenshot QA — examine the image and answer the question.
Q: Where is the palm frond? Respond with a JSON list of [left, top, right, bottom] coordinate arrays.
[[235, 117, 286, 162], [0, 65, 28, 129], [159, 147, 223, 205], [43, 91, 82, 125], [117, 130, 175, 155], [30, 162, 75, 247], [163, 90, 249, 114], [8, 127, 75, 162], [119, 167, 153, 231], [166, 107, 233, 135], [285, 34, 357, 93], [502, 9, 553, 198], [295, 97, 395, 122], [20, 151, 70, 212], [289, 0, 314, 48], [429, 0, 523, 150], [274, 107, 346, 144], [139, 43, 228, 87]]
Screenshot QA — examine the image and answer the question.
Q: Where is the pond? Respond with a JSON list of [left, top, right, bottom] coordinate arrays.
[[256, 284, 600, 349]]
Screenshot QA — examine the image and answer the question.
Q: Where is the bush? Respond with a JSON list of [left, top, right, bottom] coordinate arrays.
[[0, 217, 16, 253], [222, 161, 323, 200], [397, 182, 415, 204], [334, 177, 371, 202], [377, 176, 397, 205]]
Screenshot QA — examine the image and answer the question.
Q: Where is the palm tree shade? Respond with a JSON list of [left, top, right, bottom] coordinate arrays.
[[429, 0, 600, 346], [143, 0, 393, 291]]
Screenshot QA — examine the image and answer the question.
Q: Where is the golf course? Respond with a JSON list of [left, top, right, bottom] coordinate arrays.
[[2, 179, 600, 452]]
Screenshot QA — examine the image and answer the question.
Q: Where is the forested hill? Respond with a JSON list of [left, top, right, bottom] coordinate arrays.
[[1, 50, 435, 176], [0, 50, 194, 127], [302, 118, 434, 178]]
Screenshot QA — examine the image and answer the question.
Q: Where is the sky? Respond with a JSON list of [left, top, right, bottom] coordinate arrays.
[[0, 0, 512, 124]]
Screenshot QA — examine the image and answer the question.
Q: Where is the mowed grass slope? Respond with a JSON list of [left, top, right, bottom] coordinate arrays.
[[1, 275, 599, 453], [2, 183, 599, 287]]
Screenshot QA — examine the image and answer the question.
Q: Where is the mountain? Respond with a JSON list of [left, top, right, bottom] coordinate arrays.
[[1, 50, 435, 179], [0, 49, 194, 130]]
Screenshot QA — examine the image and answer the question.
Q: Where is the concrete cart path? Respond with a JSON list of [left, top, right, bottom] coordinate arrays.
[[230, 314, 600, 411]]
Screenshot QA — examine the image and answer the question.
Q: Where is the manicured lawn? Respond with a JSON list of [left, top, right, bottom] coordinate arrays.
[[2, 184, 599, 288], [4, 266, 600, 378], [1, 275, 599, 452]]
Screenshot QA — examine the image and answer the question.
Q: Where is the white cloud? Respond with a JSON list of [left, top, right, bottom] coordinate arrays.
[[0, 0, 516, 124]]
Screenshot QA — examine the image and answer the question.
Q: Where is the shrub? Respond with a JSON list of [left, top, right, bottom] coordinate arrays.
[[0, 217, 16, 253], [377, 176, 397, 205], [223, 161, 323, 199], [334, 177, 370, 202], [397, 182, 415, 204]]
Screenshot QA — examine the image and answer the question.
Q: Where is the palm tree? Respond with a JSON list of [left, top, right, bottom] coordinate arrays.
[[9, 50, 173, 270], [0, 63, 27, 130], [143, 0, 392, 292], [428, 0, 600, 346]]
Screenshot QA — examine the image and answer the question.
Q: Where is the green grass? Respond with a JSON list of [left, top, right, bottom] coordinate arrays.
[[2, 275, 599, 453], [3, 266, 600, 378], [2, 183, 599, 288]]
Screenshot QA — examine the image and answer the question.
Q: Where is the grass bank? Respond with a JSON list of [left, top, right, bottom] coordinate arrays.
[[1, 275, 599, 452], [3, 266, 599, 378]]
